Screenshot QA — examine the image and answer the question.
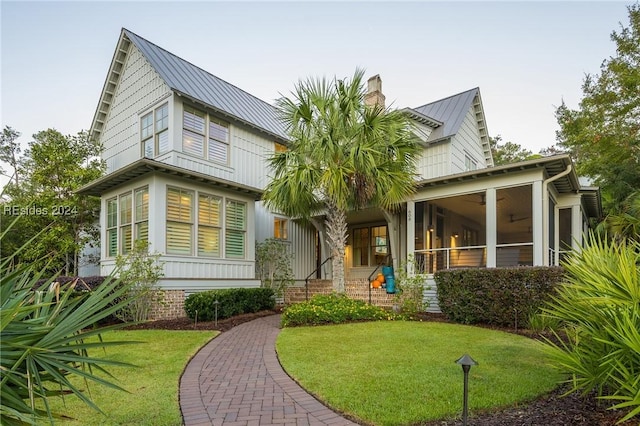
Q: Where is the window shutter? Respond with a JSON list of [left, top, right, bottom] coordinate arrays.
[[107, 229, 118, 257], [198, 226, 220, 257], [157, 130, 169, 154], [167, 222, 192, 255], [225, 231, 245, 258], [225, 200, 246, 258]]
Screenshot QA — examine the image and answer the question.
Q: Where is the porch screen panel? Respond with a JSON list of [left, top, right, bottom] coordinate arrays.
[[167, 188, 193, 255], [198, 194, 221, 257], [225, 200, 246, 259]]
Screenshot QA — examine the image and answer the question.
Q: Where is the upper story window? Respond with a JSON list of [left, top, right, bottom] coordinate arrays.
[[106, 187, 149, 257], [274, 142, 287, 153], [464, 153, 478, 171], [142, 103, 169, 158], [183, 106, 230, 164]]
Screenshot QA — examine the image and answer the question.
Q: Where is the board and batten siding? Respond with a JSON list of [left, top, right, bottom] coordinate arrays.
[[417, 142, 451, 179], [254, 203, 318, 282], [450, 105, 487, 173], [101, 45, 171, 173]]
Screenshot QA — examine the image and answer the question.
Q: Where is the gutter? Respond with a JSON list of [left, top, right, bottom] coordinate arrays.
[[542, 164, 572, 266]]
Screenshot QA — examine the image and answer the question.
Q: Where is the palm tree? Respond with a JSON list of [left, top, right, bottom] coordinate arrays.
[[263, 69, 420, 292]]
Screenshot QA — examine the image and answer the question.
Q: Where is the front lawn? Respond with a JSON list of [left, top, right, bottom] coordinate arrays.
[[276, 321, 561, 426], [42, 330, 215, 426]]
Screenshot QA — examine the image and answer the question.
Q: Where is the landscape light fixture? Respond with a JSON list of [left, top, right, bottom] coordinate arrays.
[[455, 354, 478, 426]]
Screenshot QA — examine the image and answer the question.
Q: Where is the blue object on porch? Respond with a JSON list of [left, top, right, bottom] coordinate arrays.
[[385, 275, 396, 294], [382, 265, 394, 276]]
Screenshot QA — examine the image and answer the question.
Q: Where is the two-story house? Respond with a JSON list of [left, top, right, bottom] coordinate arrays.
[[78, 29, 601, 315]]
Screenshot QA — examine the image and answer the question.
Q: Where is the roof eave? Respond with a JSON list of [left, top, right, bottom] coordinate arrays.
[[76, 158, 264, 200]]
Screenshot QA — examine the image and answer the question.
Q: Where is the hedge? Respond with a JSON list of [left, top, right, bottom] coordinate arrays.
[[434, 267, 564, 327], [184, 287, 275, 321]]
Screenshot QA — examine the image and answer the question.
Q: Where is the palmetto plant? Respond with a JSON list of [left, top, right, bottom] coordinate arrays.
[[264, 69, 420, 292], [1, 227, 140, 425], [541, 233, 640, 423]]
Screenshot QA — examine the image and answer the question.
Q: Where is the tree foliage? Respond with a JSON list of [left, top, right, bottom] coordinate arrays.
[[0, 126, 22, 187], [263, 69, 420, 292], [0, 129, 104, 275], [555, 5, 640, 212], [256, 238, 295, 297], [489, 135, 543, 166]]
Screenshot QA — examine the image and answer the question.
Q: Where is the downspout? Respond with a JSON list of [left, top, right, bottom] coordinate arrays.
[[542, 164, 572, 266]]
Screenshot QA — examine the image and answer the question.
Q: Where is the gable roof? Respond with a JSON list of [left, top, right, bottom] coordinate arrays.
[[412, 88, 493, 166], [90, 29, 287, 142]]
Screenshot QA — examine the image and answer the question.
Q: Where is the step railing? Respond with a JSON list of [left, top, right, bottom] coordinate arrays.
[[366, 254, 393, 305], [304, 256, 333, 301]]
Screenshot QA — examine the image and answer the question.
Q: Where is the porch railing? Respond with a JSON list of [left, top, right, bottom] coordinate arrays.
[[304, 256, 333, 301], [414, 242, 533, 274]]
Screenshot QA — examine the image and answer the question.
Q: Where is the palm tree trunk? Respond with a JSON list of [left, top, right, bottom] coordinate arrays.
[[326, 202, 347, 292]]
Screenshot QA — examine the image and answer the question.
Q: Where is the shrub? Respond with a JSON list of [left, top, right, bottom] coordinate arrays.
[[256, 238, 295, 297], [114, 240, 164, 323], [435, 266, 564, 327], [394, 255, 430, 316], [542, 234, 640, 422], [281, 293, 401, 327], [184, 287, 275, 321]]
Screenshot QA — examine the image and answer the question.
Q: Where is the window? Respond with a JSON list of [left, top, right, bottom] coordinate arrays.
[[166, 186, 247, 259], [464, 153, 478, 171], [353, 225, 389, 267], [142, 103, 169, 158], [167, 188, 193, 255], [183, 107, 205, 157], [105, 187, 149, 257], [208, 118, 229, 163], [106, 198, 118, 257], [274, 217, 288, 240], [183, 105, 230, 164], [198, 194, 221, 257], [226, 200, 246, 258], [274, 142, 287, 153]]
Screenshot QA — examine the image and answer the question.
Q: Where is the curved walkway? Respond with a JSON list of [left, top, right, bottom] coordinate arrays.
[[179, 315, 358, 426]]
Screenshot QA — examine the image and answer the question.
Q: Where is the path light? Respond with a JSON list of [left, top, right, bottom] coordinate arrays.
[[455, 354, 478, 426], [213, 300, 219, 327]]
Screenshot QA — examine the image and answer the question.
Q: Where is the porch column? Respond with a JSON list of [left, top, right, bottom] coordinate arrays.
[[485, 188, 497, 267], [571, 204, 583, 250], [406, 200, 416, 276], [532, 180, 544, 265]]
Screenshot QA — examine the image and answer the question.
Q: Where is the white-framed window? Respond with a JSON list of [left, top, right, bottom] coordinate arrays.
[[106, 187, 149, 257], [464, 153, 478, 171], [166, 187, 194, 255], [225, 200, 246, 258], [166, 186, 246, 259], [142, 103, 169, 158], [183, 105, 230, 164], [198, 193, 221, 257], [274, 217, 288, 240]]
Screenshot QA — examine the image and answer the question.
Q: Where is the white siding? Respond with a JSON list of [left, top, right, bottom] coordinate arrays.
[[101, 45, 170, 173], [417, 142, 451, 179], [450, 106, 487, 174]]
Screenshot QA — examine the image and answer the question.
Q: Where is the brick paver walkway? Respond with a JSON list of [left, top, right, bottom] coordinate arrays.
[[179, 314, 359, 426]]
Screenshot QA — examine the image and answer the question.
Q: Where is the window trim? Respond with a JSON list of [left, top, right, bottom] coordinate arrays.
[[274, 216, 289, 240], [141, 103, 169, 158]]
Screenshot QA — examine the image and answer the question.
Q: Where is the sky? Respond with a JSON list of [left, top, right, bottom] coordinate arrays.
[[0, 0, 631, 188]]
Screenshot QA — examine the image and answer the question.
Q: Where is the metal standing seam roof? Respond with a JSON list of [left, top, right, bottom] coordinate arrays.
[[123, 29, 288, 141], [412, 88, 480, 142]]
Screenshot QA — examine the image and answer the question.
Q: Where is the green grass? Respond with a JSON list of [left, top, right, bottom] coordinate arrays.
[[276, 321, 561, 426], [40, 330, 215, 426]]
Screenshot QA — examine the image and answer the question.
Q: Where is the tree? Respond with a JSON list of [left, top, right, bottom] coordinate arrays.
[[263, 69, 420, 292], [556, 4, 640, 213], [489, 135, 541, 166], [0, 129, 104, 275], [0, 126, 21, 188]]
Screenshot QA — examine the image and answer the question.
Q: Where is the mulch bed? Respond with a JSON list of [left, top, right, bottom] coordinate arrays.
[[129, 310, 637, 426]]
